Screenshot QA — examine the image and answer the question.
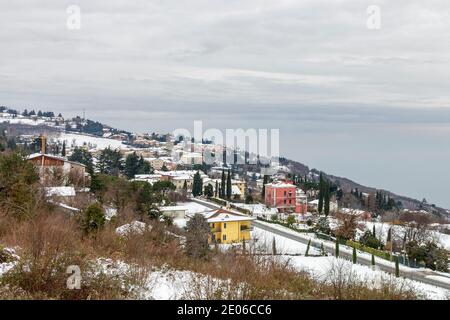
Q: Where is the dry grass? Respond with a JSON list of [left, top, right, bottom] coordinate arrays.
[[0, 208, 419, 300]]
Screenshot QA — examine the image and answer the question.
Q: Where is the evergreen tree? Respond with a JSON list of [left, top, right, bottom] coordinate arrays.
[[305, 239, 311, 257], [226, 170, 232, 199], [387, 227, 392, 243], [371, 254, 375, 266], [272, 237, 277, 255], [204, 184, 214, 199], [335, 239, 340, 257], [81, 203, 105, 234], [352, 247, 357, 264], [192, 171, 203, 197], [262, 174, 269, 199], [97, 148, 123, 176], [220, 170, 226, 198], [372, 225, 376, 237], [124, 152, 140, 178], [137, 156, 152, 174], [318, 172, 324, 213], [68, 147, 94, 174], [61, 141, 66, 157], [22, 109, 28, 116], [324, 181, 330, 216]]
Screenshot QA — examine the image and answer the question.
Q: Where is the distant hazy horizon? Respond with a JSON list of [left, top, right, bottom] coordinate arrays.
[[1, 1, 449, 208]]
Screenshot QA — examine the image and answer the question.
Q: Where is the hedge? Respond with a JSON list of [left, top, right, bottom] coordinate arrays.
[[346, 240, 391, 261]]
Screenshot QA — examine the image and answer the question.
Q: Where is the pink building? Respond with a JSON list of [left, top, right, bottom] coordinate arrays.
[[264, 181, 308, 214]]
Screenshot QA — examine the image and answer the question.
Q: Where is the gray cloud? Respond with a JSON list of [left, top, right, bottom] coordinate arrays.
[[1, 0, 450, 207]]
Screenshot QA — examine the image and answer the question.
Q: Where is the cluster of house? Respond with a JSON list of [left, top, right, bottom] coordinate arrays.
[[134, 170, 247, 200]]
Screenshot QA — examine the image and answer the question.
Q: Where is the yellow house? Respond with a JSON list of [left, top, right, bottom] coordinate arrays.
[[205, 209, 254, 244]]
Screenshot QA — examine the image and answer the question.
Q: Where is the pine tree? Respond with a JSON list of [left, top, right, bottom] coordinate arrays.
[[124, 152, 140, 178], [305, 239, 311, 257], [335, 239, 339, 257], [352, 247, 357, 264], [226, 169, 232, 199]]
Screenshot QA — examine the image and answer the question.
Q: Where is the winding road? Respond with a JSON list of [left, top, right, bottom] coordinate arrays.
[[191, 198, 450, 291]]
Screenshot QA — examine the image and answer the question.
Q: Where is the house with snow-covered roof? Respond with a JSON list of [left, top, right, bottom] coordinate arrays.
[[201, 208, 255, 244]]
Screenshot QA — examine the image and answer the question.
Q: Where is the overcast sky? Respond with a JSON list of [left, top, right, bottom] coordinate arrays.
[[1, 0, 449, 208]]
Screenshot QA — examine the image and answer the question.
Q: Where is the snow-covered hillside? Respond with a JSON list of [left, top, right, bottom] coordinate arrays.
[[55, 132, 128, 151]]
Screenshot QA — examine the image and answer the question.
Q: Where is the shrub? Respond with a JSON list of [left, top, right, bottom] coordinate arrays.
[[81, 203, 105, 234], [360, 230, 382, 249]]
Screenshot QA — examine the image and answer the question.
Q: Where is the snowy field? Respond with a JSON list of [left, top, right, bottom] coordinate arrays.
[[54, 132, 128, 150], [287, 256, 449, 300], [0, 113, 46, 126], [252, 221, 450, 299], [178, 201, 211, 215], [252, 227, 320, 255], [360, 221, 450, 251]]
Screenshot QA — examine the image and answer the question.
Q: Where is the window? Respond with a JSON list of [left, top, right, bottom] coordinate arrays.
[[211, 223, 215, 228], [223, 223, 227, 229], [223, 234, 226, 241]]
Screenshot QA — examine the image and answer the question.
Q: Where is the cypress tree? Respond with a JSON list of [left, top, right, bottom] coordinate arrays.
[[387, 227, 392, 242], [395, 256, 400, 277], [193, 171, 203, 197], [372, 225, 376, 237], [371, 254, 375, 266], [335, 239, 339, 257], [352, 247, 357, 264], [318, 173, 324, 213], [324, 181, 330, 216], [272, 237, 277, 255], [62, 141, 66, 157], [262, 175, 269, 199], [305, 239, 311, 257], [226, 170, 232, 199], [221, 170, 226, 198]]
